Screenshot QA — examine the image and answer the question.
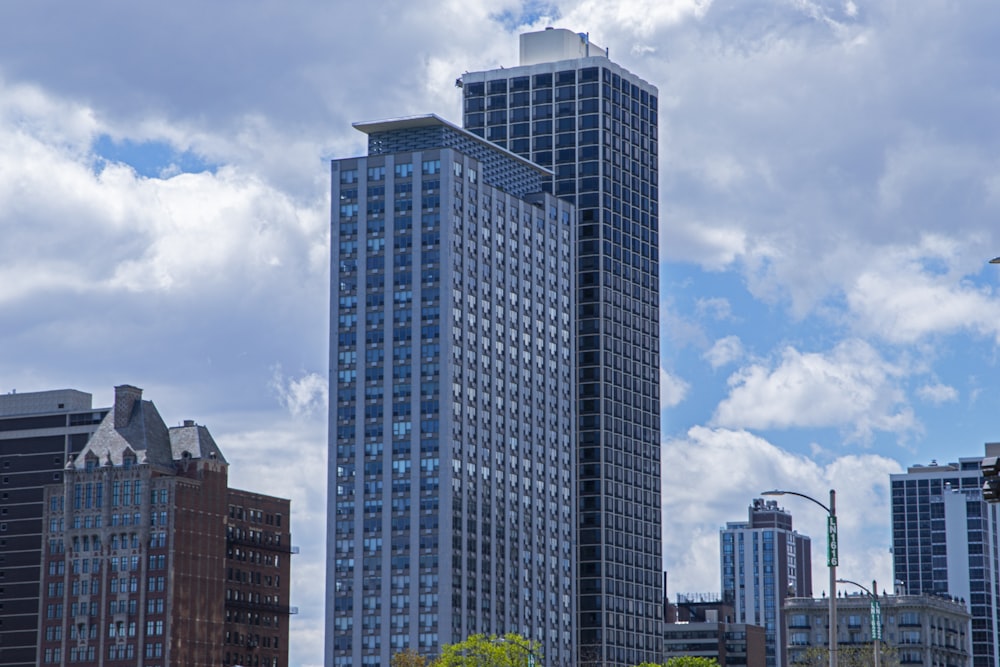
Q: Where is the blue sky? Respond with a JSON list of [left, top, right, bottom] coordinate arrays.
[[3, 1, 1000, 663]]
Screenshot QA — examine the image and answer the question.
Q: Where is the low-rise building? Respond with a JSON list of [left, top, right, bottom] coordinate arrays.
[[665, 594, 765, 667], [784, 590, 971, 667]]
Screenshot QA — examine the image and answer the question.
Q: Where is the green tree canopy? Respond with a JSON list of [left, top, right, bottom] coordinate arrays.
[[629, 658, 720, 667], [391, 647, 429, 667], [665, 658, 721, 667], [434, 633, 542, 667]]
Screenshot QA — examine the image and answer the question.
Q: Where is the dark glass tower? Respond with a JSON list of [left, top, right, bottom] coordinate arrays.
[[461, 28, 662, 667], [0, 389, 107, 667], [890, 451, 1000, 667]]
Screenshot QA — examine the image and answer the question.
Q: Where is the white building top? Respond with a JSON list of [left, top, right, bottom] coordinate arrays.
[[519, 27, 607, 66]]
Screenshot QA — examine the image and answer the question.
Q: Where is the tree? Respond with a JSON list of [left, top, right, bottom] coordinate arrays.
[[434, 633, 542, 667], [391, 648, 429, 667], [665, 658, 721, 667]]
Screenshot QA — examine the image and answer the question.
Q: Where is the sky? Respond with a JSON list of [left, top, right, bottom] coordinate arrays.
[[2, 0, 1000, 663]]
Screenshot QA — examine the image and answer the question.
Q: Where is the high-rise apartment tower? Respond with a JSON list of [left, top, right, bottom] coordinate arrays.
[[720, 498, 812, 667], [891, 448, 1000, 667], [460, 28, 663, 666], [326, 115, 577, 666]]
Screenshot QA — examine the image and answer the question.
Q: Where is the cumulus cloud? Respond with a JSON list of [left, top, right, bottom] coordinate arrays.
[[695, 297, 733, 321], [917, 382, 958, 405], [662, 426, 902, 599], [704, 335, 744, 368], [712, 339, 915, 441], [661, 368, 691, 408], [0, 81, 326, 305], [845, 236, 1000, 345], [272, 369, 329, 419]]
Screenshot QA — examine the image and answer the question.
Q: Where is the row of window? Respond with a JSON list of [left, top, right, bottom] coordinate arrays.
[[340, 161, 441, 186]]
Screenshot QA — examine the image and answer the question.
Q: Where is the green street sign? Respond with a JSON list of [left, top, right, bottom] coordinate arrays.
[[827, 515, 839, 566], [870, 598, 882, 640]]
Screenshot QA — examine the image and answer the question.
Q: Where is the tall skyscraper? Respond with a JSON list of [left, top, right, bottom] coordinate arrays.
[[0, 389, 107, 667], [35, 385, 293, 667], [460, 28, 663, 666], [326, 115, 577, 666], [720, 498, 812, 667], [891, 448, 1000, 667]]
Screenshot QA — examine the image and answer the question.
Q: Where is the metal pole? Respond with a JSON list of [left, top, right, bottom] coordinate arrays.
[[829, 489, 837, 667], [872, 580, 880, 667]]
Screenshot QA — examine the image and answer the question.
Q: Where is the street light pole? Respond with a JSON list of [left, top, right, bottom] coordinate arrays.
[[837, 578, 881, 667], [829, 490, 837, 667], [762, 489, 838, 667]]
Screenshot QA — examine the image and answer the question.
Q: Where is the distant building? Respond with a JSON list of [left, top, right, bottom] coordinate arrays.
[[784, 590, 971, 667], [890, 449, 1000, 667], [722, 499, 813, 667], [0, 389, 107, 667], [664, 594, 766, 667], [35, 385, 292, 667]]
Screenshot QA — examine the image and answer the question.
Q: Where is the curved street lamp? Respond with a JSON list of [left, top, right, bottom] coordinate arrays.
[[762, 489, 837, 667], [837, 578, 881, 667]]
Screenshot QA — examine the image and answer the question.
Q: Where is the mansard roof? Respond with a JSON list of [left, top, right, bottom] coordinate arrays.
[[71, 386, 226, 470]]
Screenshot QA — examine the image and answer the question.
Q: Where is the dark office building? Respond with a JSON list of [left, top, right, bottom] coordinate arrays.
[[891, 449, 1000, 667], [0, 389, 107, 667], [460, 27, 662, 667]]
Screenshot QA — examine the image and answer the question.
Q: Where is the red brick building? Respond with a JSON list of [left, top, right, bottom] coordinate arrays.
[[224, 489, 292, 667], [36, 385, 292, 667]]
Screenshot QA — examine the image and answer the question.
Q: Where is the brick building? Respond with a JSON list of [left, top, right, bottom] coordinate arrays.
[[35, 385, 292, 667]]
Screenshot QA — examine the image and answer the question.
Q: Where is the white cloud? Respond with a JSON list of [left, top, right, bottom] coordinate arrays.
[[662, 426, 902, 600], [845, 237, 1000, 345], [662, 219, 748, 271], [704, 335, 744, 368], [712, 339, 916, 441], [272, 369, 329, 419], [917, 382, 958, 405], [560, 0, 714, 40], [695, 297, 733, 321], [661, 368, 691, 408], [0, 81, 327, 306]]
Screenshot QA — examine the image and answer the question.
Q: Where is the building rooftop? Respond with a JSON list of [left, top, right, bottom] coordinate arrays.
[[72, 385, 226, 469], [519, 27, 608, 65], [0, 388, 93, 416], [353, 113, 551, 176]]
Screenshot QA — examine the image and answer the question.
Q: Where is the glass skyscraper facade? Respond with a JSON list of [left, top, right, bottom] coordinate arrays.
[[460, 28, 663, 666], [326, 115, 577, 667], [891, 450, 1000, 667], [720, 499, 812, 667]]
